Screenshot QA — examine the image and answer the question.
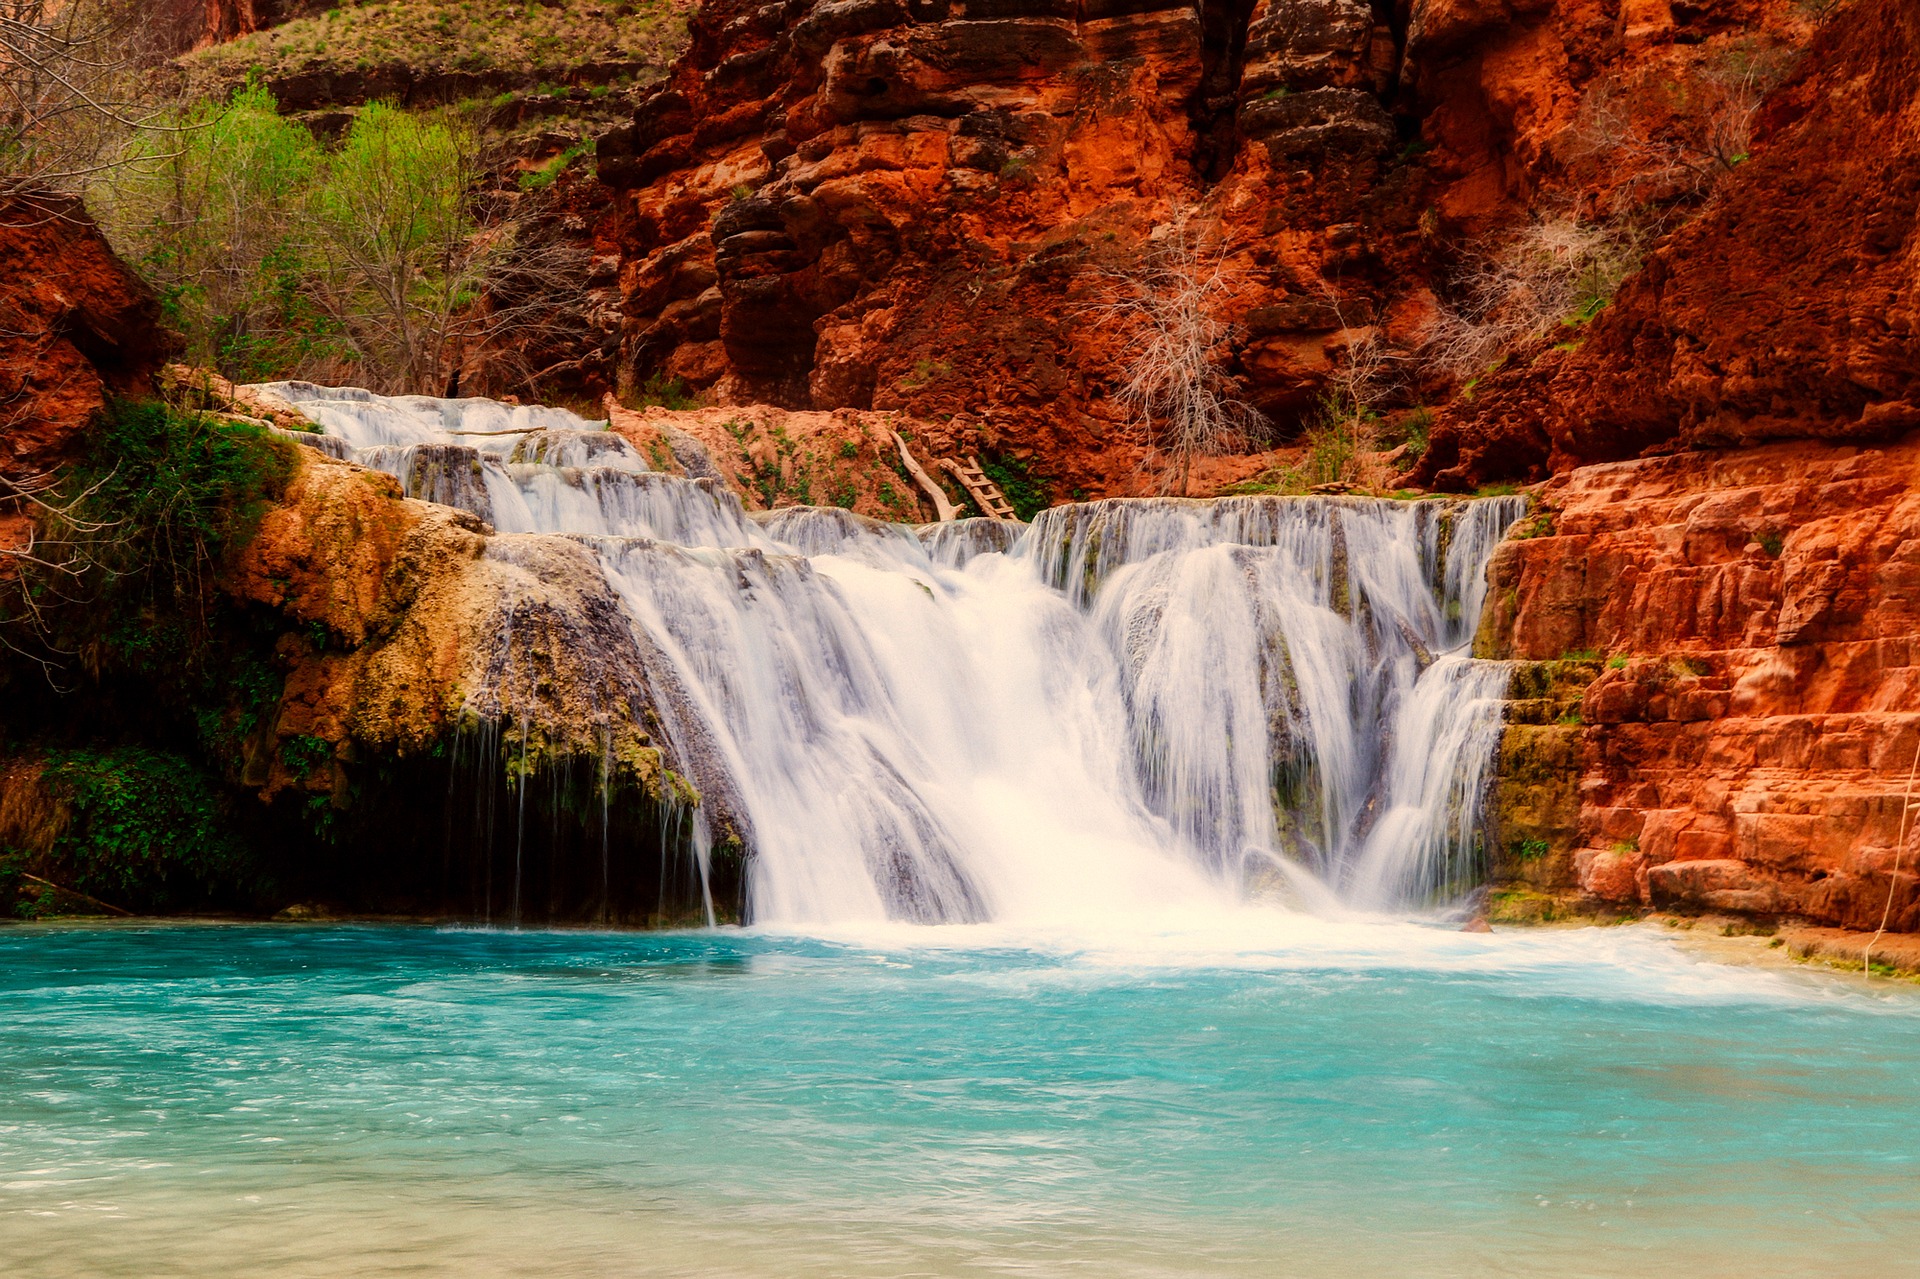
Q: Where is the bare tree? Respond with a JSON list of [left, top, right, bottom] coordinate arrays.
[[1298, 283, 1401, 491], [447, 206, 598, 398], [1094, 213, 1268, 496], [0, 0, 175, 200]]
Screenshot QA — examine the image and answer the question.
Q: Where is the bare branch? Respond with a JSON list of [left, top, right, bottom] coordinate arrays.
[[1087, 211, 1268, 496]]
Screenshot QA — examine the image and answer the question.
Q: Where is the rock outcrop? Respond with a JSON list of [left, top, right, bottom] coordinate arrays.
[[1481, 434, 1920, 933], [0, 199, 177, 568], [0, 200, 174, 481], [1415, 0, 1920, 488], [595, 0, 1844, 495]]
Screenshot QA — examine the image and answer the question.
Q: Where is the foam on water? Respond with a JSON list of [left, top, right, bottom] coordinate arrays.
[[257, 383, 1527, 924]]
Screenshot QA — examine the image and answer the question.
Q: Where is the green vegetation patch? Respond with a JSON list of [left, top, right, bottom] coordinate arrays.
[[68, 399, 295, 591], [184, 0, 690, 97], [520, 139, 593, 191], [35, 748, 257, 912], [7, 399, 295, 696], [980, 452, 1054, 522], [100, 84, 342, 381]]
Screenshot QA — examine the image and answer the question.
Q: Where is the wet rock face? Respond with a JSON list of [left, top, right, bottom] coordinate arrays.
[[229, 448, 687, 801], [1479, 435, 1920, 933]]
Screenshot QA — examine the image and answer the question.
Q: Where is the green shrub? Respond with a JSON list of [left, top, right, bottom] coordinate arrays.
[[94, 81, 340, 381], [1400, 407, 1433, 460], [979, 452, 1053, 521], [279, 734, 334, 780], [10, 400, 295, 675], [87, 399, 292, 569], [39, 748, 256, 910], [634, 372, 695, 410], [520, 139, 592, 191]]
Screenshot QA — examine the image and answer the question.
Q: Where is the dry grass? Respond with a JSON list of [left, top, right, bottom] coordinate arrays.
[[1425, 218, 1644, 385]]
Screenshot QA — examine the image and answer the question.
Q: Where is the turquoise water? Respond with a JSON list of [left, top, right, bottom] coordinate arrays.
[[3, 919, 1918, 1277]]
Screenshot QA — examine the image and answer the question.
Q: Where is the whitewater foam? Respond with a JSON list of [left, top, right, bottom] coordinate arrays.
[[258, 383, 1527, 925]]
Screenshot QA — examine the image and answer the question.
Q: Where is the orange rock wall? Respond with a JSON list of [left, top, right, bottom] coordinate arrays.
[[1479, 435, 1920, 931], [598, 0, 1830, 496], [0, 199, 176, 566], [1415, 0, 1920, 489]]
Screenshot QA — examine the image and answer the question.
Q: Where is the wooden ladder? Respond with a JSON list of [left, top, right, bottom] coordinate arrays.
[[939, 456, 1019, 521]]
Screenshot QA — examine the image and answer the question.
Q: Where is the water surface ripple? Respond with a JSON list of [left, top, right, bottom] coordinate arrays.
[[3, 921, 1917, 1277]]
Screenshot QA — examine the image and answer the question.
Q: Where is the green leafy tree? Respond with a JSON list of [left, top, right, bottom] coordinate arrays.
[[94, 89, 588, 394], [308, 103, 484, 393], [95, 82, 333, 379]]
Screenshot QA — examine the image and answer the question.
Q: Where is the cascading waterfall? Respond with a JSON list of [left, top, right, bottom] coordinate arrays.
[[254, 382, 1527, 924]]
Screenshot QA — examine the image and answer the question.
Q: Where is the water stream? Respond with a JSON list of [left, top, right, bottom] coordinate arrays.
[[10, 391, 1913, 1279], [254, 383, 1525, 924]]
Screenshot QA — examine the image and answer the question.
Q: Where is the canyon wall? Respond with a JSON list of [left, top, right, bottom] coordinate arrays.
[[1443, 0, 1920, 938], [594, 0, 1824, 495], [1414, 0, 1920, 488], [7, 0, 1919, 939]]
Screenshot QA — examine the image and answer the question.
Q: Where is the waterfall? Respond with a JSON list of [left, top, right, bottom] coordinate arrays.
[[254, 383, 1527, 924]]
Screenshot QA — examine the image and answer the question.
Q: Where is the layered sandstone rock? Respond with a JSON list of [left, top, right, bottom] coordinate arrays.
[[594, 0, 1429, 495], [1480, 435, 1920, 933]]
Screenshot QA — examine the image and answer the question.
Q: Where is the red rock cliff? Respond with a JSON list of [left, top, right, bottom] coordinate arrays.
[[1482, 433, 1920, 933], [1415, 0, 1920, 489], [0, 198, 175, 561], [595, 0, 1834, 494]]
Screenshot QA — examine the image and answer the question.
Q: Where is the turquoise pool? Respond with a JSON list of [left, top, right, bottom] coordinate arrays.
[[3, 919, 1916, 1277]]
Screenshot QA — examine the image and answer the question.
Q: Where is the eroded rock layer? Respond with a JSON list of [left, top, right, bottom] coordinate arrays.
[[595, 0, 1837, 495], [1481, 435, 1920, 932]]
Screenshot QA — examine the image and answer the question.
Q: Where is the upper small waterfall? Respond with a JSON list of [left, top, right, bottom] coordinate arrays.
[[256, 382, 1526, 925]]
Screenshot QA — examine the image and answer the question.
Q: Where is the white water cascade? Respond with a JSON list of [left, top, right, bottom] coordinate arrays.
[[254, 383, 1527, 925]]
